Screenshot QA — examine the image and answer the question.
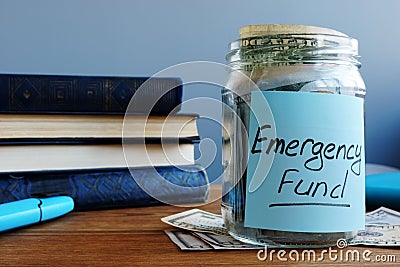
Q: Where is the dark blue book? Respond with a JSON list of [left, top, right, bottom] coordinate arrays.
[[0, 74, 182, 115], [0, 165, 209, 211]]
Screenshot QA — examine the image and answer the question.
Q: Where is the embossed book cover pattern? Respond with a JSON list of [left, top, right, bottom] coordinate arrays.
[[0, 74, 182, 114], [0, 166, 209, 210]]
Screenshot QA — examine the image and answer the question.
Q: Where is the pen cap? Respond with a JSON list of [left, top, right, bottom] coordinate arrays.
[[0, 198, 42, 232], [40, 196, 74, 221]]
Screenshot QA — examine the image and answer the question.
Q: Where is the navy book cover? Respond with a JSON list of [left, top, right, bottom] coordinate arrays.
[[0, 74, 183, 115], [0, 165, 209, 211]]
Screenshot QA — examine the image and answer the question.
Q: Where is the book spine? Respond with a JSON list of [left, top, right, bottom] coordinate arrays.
[[0, 74, 182, 114], [0, 166, 209, 211], [0, 137, 200, 145]]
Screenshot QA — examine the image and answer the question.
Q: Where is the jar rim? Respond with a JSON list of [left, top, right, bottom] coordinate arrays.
[[227, 25, 360, 69]]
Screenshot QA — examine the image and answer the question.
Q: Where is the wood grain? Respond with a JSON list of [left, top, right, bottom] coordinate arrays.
[[1, 186, 399, 266]]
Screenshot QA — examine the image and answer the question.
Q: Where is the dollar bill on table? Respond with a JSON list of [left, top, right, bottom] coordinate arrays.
[[349, 225, 400, 246], [161, 209, 228, 235], [365, 207, 400, 225], [192, 232, 263, 250], [164, 230, 213, 251], [165, 230, 261, 250], [163, 208, 400, 249]]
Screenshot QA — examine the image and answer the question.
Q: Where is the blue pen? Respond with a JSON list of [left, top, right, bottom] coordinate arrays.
[[0, 196, 74, 232], [366, 172, 400, 210]]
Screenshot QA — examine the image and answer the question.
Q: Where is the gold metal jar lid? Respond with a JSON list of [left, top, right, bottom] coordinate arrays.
[[239, 24, 348, 39]]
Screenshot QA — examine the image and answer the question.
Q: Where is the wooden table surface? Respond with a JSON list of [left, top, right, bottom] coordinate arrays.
[[1, 186, 399, 266]]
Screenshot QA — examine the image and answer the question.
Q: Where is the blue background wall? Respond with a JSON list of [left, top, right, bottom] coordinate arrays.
[[1, 0, 399, 181]]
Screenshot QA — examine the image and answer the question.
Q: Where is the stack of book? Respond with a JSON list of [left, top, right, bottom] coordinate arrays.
[[0, 74, 209, 210]]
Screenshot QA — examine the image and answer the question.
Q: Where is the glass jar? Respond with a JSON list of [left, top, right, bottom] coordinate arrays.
[[221, 24, 366, 248]]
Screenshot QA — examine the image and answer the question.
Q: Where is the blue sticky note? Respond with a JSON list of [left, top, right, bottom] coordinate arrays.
[[245, 91, 365, 232]]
